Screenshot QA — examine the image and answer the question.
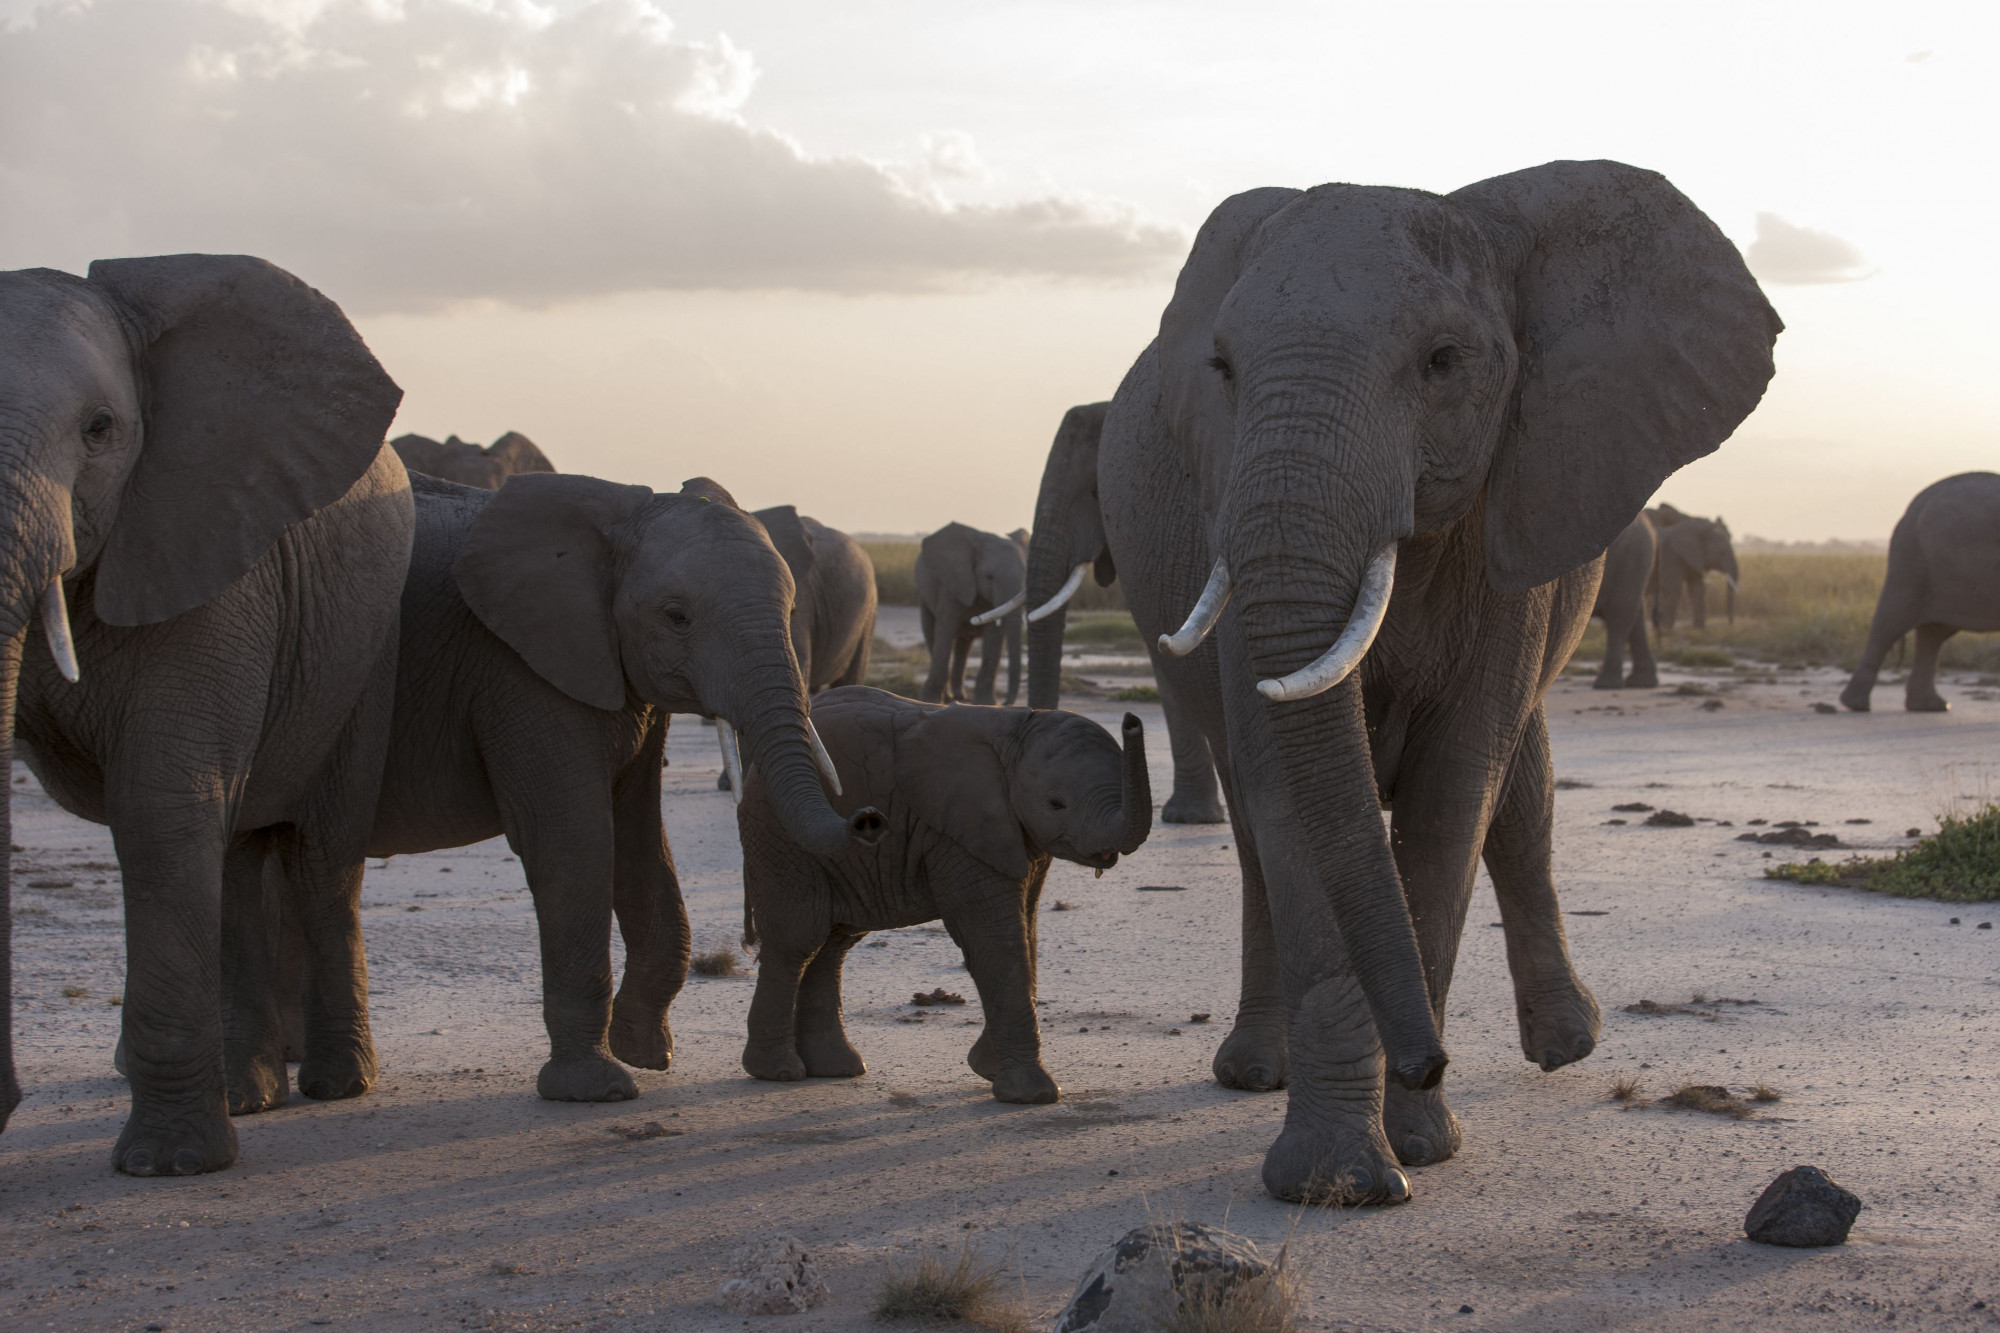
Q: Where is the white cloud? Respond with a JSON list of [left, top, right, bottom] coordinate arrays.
[[1745, 212, 1873, 286], [0, 0, 1180, 312]]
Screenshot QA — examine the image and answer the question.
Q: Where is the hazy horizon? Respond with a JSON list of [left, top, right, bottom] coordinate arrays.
[[5, 0, 1993, 542]]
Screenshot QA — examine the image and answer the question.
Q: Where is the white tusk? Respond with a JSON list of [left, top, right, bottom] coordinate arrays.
[[39, 579, 80, 684], [715, 716, 744, 805], [1158, 559, 1231, 658], [1256, 545, 1397, 702], [970, 590, 1027, 626], [1026, 563, 1091, 623], [805, 716, 843, 797], [1726, 574, 1740, 591]]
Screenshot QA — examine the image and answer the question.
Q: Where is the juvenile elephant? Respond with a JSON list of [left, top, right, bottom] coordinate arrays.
[[2, 255, 413, 1175], [1025, 402, 1227, 823], [736, 687, 1150, 1104], [1841, 472, 2000, 712], [915, 522, 1028, 704], [391, 430, 555, 489], [1648, 504, 1738, 631], [254, 472, 882, 1106], [1099, 160, 1779, 1202], [1588, 513, 1660, 689]]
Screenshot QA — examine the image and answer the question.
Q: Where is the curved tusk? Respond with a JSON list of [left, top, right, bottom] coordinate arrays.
[[1256, 545, 1397, 702], [1026, 563, 1091, 623], [39, 579, 80, 684], [970, 590, 1027, 626], [715, 716, 745, 805], [804, 716, 843, 797], [1158, 559, 1230, 658], [1726, 574, 1740, 591]]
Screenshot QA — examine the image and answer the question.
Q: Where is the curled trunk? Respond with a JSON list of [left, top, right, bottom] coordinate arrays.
[[731, 655, 881, 854], [1115, 713, 1151, 854]]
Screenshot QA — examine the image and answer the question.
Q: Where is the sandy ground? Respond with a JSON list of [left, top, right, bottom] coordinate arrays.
[[4, 657, 1999, 1332]]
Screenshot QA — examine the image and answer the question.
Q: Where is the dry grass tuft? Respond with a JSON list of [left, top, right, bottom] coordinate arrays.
[[1660, 1083, 1755, 1119], [1749, 1082, 1784, 1103], [874, 1244, 1026, 1330], [1156, 1266, 1300, 1333], [690, 949, 743, 978], [61, 985, 87, 999], [1608, 1074, 1644, 1105]]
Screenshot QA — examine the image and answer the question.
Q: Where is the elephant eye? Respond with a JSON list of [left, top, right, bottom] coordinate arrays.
[[1206, 354, 1233, 383], [662, 603, 691, 630], [1047, 798, 1067, 812], [81, 409, 115, 444], [1425, 345, 1459, 377]]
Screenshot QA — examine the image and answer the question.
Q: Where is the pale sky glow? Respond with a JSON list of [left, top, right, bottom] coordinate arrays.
[[3, 0, 1994, 539]]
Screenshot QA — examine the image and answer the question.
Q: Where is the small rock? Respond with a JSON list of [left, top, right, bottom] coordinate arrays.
[[1604, 818, 1628, 826], [1644, 809, 1695, 827], [1188, 1013, 1210, 1023], [1980, 922, 1993, 930], [1812, 701, 1838, 713], [716, 1235, 829, 1315], [1611, 802, 1654, 812], [1744, 1165, 1862, 1247], [1701, 698, 1725, 711], [1056, 1222, 1277, 1333], [1906, 827, 1923, 838], [911, 988, 966, 1006], [1737, 827, 1841, 848]]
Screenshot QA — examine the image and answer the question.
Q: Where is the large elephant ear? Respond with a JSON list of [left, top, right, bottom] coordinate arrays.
[[87, 255, 403, 625], [453, 472, 655, 710], [1450, 161, 1782, 594], [894, 707, 1031, 880], [920, 523, 980, 608], [1157, 187, 1303, 481], [754, 505, 817, 588], [1037, 402, 1115, 578]]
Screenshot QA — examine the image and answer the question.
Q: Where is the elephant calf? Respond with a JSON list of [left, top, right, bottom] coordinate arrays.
[[736, 687, 1150, 1104]]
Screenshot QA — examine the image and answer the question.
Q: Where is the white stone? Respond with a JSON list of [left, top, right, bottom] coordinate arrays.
[[715, 1235, 830, 1315], [1056, 1223, 1275, 1333]]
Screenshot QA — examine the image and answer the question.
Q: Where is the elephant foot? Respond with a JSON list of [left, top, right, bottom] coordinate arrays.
[[114, 1102, 239, 1177], [1382, 1082, 1462, 1167], [608, 1002, 673, 1072], [1591, 673, 1624, 691], [797, 1028, 866, 1079], [226, 1044, 290, 1116], [297, 1037, 378, 1102], [1161, 790, 1227, 824], [1212, 1021, 1289, 1091], [1260, 1119, 1410, 1206], [1626, 670, 1659, 689], [742, 1042, 807, 1083], [1906, 694, 1950, 713], [1839, 682, 1872, 712], [537, 1051, 639, 1102], [1515, 975, 1602, 1072], [989, 1063, 1060, 1105]]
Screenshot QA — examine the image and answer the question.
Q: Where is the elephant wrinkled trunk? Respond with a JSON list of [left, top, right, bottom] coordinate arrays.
[[0, 624, 23, 1129], [1024, 543, 1076, 711], [731, 666, 882, 855], [1115, 713, 1152, 855]]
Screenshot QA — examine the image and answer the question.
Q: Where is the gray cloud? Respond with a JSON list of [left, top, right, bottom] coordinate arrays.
[[1745, 212, 1872, 286], [0, 0, 1182, 312]]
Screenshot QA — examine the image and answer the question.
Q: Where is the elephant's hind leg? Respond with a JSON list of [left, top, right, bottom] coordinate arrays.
[[1906, 623, 1956, 712], [1624, 616, 1659, 689], [794, 930, 867, 1077], [221, 832, 287, 1116], [609, 717, 689, 1072], [1158, 670, 1227, 823]]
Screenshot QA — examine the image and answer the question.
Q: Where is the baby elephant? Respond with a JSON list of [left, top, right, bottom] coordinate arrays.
[[738, 687, 1151, 1103]]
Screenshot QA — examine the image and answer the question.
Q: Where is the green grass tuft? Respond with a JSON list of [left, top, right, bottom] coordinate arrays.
[[1766, 802, 2000, 902], [1109, 684, 1160, 703]]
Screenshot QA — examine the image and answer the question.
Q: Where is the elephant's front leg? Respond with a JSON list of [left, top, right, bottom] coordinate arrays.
[[1625, 615, 1659, 689], [1905, 622, 1956, 712], [1483, 710, 1600, 1074], [793, 930, 867, 1077], [1212, 801, 1289, 1091], [971, 622, 1002, 705], [919, 604, 960, 703], [944, 873, 1058, 1104], [608, 719, 690, 1072], [220, 833, 287, 1116]]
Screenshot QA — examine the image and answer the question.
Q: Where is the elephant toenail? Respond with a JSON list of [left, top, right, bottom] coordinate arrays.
[[1404, 1135, 1433, 1166], [172, 1148, 203, 1174], [1385, 1168, 1412, 1201], [122, 1147, 154, 1174]]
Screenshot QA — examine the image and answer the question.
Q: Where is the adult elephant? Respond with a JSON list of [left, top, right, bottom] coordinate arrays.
[[1587, 513, 1660, 689], [915, 522, 1028, 704], [1840, 472, 2000, 712], [2, 255, 413, 1175], [1648, 503, 1738, 631], [1025, 401, 1226, 822], [1098, 160, 1779, 1203], [391, 430, 555, 489]]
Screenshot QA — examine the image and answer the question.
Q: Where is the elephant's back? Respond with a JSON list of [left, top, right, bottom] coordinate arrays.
[[1901, 472, 2000, 630]]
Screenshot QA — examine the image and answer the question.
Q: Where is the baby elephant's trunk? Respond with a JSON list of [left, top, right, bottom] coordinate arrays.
[[1116, 712, 1152, 855]]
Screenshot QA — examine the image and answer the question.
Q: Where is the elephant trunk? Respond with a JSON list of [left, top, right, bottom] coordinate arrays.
[[1721, 550, 1739, 625], [1004, 607, 1022, 706], [1115, 713, 1152, 854], [730, 654, 882, 856], [0, 623, 22, 1130], [1024, 529, 1075, 711]]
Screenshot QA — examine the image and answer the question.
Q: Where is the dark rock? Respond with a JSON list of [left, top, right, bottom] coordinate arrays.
[[1906, 827, 1922, 838], [1605, 818, 1628, 826], [1701, 698, 1725, 711], [1744, 1165, 1862, 1247], [1644, 809, 1695, 827], [1611, 802, 1654, 812], [1812, 701, 1838, 713], [1057, 1223, 1276, 1333], [1737, 827, 1841, 848]]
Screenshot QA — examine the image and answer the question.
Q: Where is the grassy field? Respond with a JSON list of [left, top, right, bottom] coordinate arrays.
[[861, 540, 1127, 612]]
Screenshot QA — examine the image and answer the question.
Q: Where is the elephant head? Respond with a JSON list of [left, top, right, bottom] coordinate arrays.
[[1153, 161, 1780, 1086], [452, 473, 880, 857], [894, 705, 1150, 878], [753, 504, 819, 673], [1656, 511, 1739, 623], [0, 254, 405, 1131], [1024, 402, 1116, 709], [392, 430, 554, 490]]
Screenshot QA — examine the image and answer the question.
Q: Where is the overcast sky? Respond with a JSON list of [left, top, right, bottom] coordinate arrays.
[[3, 0, 1993, 538]]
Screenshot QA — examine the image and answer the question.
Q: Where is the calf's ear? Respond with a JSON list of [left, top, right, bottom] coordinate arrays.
[[894, 708, 1032, 880]]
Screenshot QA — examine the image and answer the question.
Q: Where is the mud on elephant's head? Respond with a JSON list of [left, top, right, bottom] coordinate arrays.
[[452, 473, 881, 855]]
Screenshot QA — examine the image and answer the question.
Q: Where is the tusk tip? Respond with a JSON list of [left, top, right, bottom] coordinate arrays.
[[1255, 679, 1286, 701]]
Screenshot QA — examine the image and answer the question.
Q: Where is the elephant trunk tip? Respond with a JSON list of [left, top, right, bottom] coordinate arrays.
[[849, 806, 887, 847], [1392, 1044, 1450, 1092]]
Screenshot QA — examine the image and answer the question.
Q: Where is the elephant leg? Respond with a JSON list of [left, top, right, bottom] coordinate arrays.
[[1625, 615, 1659, 688], [739, 816, 827, 1082], [920, 606, 957, 703], [1592, 611, 1627, 689], [947, 882, 1058, 1105], [608, 716, 689, 1072], [1158, 669, 1226, 823], [220, 831, 286, 1116], [271, 860, 308, 1064], [1002, 613, 1022, 706], [1212, 790, 1288, 1091], [1906, 622, 1956, 712], [949, 629, 974, 702], [1690, 578, 1707, 631], [794, 930, 867, 1078], [1842, 599, 1921, 712], [971, 623, 1002, 705], [1484, 710, 1600, 1073]]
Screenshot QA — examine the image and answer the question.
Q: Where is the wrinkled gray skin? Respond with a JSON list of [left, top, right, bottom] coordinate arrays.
[[390, 430, 555, 490], [251, 473, 882, 1106], [1648, 504, 1738, 631], [1841, 472, 2000, 713], [717, 506, 875, 790], [737, 687, 1148, 1104], [1026, 402, 1226, 823], [1099, 160, 1779, 1203], [1588, 513, 1660, 689], [0, 255, 413, 1175], [916, 522, 1027, 704]]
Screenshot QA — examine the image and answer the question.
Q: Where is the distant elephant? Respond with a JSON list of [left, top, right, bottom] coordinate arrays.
[[1587, 513, 1660, 689], [915, 522, 1028, 704], [716, 507, 876, 791], [1025, 402, 1227, 823], [736, 687, 1149, 1103], [1648, 503, 1738, 631], [391, 430, 555, 489], [1098, 160, 1779, 1202], [1840, 472, 2000, 712], [2, 255, 414, 1176], [251, 473, 885, 1107]]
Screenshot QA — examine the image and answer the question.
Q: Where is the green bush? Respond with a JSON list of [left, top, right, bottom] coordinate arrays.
[[1767, 803, 2000, 902]]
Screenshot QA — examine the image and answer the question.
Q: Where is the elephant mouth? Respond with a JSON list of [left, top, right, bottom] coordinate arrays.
[[1076, 850, 1118, 871]]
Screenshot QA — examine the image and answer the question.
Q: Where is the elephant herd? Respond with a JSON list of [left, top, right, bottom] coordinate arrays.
[[4, 157, 1800, 1206]]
